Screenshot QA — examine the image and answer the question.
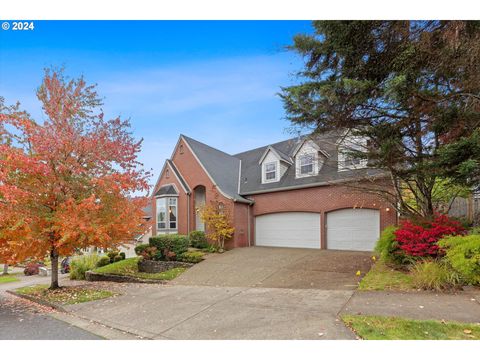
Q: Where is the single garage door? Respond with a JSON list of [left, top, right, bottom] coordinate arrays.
[[327, 209, 380, 251], [255, 212, 321, 249]]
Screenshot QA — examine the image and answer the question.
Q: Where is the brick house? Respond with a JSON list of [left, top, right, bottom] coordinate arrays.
[[151, 132, 397, 251]]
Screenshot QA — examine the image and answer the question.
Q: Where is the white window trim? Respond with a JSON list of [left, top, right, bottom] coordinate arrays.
[[156, 196, 178, 233], [296, 153, 316, 178], [262, 161, 279, 184], [338, 136, 368, 171]]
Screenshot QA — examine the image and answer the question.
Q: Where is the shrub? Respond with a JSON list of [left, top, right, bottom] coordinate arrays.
[[134, 244, 149, 256], [395, 214, 465, 258], [24, 262, 41, 276], [177, 251, 205, 263], [119, 252, 126, 260], [113, 255, 123, 263], [189, 231, 208, 248], [204, 244, 219, 253], [374, 226, 409, 265], [96, 256, 111, 268], [140, 246, 158, 261], [438, 235, 480, 285], [70, 254, 100, 280], [149, 235, 189, 257], [411, 259, 462, 290], [107, 251, 119, 263], [469, 227, 480, 235]]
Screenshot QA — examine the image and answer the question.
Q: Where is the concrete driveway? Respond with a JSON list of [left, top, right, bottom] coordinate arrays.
[[62, 248, 372, 339], [173, 247, 373, 290]]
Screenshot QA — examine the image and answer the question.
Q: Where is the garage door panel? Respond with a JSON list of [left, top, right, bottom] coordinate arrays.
[[255, 212, 320, 249], [327, 209, 380, 251]]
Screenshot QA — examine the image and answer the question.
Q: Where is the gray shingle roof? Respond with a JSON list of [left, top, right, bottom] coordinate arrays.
[[179, 133, 385, 201], [181, 135, 251, 203], [167, 160, 191, 193], [154, 184, 179, 197]]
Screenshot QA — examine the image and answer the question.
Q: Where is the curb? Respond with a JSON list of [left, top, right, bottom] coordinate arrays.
[[6, 289, 67, 312], [7, 289, 146, 339]]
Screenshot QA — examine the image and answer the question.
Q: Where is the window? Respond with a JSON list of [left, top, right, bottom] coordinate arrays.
[[166, 169, 170, 178], [179, 144, 184, 154], [156, 197, 177, 231], [264, 162, 277, 181], [299, 154, 315, 175], [168, 197, 177, 229], [344, 154, 362, 167]]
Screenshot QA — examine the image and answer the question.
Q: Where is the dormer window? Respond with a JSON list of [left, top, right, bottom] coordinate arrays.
[[299, 154, 315, 175], [338, 135, 368, 171], [293, 140, 327, 178], [264, 162, 277, 182]]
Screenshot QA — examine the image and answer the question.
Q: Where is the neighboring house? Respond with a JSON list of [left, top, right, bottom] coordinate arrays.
[[151, 132, 398, 251], [120, 203, 153, 257]]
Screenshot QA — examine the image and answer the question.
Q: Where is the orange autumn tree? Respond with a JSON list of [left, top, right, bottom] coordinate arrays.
[[199, 200, 235, 251], [0, 69, 150, 289]]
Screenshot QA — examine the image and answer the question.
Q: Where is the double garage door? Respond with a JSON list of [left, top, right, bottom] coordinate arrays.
[[255, 209, 380, 251]]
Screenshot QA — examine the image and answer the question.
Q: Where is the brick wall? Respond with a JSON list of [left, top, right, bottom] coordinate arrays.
[[249, 182, 397, 248], [153, 138, 237, 245]]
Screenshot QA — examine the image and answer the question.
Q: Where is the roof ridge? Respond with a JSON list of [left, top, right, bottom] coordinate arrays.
[[181, 134, 238, 159], [233, 136, 303, 157]]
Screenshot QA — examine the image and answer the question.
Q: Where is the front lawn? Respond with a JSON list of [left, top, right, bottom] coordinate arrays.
[[342, 314, 480, 340], [358, 261, 414, 291], [0, 274, 20, 284], [15, 284, 115, 305], [93, 257, 186, 281]]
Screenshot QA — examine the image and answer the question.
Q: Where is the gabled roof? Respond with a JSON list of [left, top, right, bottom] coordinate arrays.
[[292, 138, 330, 158], [167, 160, 190, 194], [234, 131, 386, 195], [258, 146, 293, 165], [154, 184, 179, 197], [181, 135, 252, 204]]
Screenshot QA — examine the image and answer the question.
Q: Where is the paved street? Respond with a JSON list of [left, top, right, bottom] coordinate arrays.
[[0, 270, 102, 340]]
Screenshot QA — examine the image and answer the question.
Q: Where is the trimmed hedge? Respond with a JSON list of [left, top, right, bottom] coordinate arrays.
[[177, 251, 205, 263], [96, 256, 111, 268], [134, 244, 149, 256], [149, 235, 189, 256]]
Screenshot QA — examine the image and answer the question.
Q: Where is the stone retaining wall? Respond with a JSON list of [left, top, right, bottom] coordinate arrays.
[[85, 271, 165, 284], [138, 259, 193, 273]]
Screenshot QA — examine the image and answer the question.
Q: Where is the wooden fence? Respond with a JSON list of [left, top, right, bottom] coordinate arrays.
[[448, 196, 480, 223]]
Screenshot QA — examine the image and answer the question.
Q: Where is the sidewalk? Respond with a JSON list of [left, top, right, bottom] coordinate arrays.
[[341, 289, 480, 323]]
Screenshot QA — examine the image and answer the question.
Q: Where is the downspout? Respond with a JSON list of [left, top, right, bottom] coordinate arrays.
[[187, 192, 191, 237], [247, 204, 251, 247]]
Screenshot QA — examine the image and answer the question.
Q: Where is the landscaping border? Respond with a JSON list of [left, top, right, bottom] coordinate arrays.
[[85, 271, 168, 284]]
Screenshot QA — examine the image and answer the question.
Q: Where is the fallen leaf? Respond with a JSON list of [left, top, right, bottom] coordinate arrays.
[[464, 329, 472, 334]]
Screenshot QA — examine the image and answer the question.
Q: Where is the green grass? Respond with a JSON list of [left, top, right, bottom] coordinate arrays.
[[15, 284, 115, 305], [358, 261, 414, 291], [0, 274, 20, 284], [93, 257, 187, 280], [342, 314, 480, 340]]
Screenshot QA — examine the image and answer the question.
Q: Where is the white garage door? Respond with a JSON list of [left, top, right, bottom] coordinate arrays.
[[327, 209, 380, 251], [255, 212, 321, 249]]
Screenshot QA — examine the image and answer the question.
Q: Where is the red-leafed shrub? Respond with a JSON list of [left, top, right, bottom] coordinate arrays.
[[24, 262, 42, 276], [395, 214, 466, 257]]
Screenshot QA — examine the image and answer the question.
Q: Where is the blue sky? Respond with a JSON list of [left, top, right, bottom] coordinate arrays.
[[0, 21, 312, 187]]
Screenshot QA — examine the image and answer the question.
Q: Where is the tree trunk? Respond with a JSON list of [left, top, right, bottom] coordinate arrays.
[[50, 249, 59, 290], [3, 264, 8, 275]]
